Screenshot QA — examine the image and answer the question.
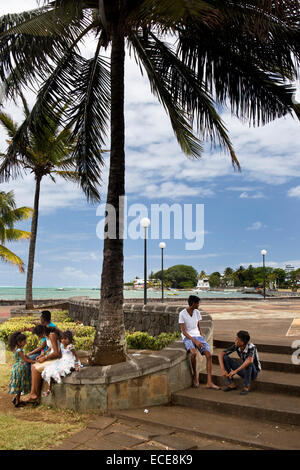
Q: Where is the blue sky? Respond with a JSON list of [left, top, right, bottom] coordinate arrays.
[[0, 1, 300, 287]]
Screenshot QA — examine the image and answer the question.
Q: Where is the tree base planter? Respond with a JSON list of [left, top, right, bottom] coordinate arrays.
[[41, 332, 213, 412]]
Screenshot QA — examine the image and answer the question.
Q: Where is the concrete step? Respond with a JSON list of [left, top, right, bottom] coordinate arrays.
[[172, 387, 300, 426], [109, 406, 300, 450], [213, 347, 299, 374], [214, 338, 294, 355], [199, 364, 300, 396]]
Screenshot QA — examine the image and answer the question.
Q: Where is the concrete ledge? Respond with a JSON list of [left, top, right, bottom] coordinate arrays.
[[41, 314, 213, 412]]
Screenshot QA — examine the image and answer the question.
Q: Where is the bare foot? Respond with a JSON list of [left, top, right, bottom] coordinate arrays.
[[206, 383, 220, 390]]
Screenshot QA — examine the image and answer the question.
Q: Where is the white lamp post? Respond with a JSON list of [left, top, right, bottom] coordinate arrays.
[[141, 218, 151, 305], [261, 249, 267, 299], [159, 242, 166, 302]]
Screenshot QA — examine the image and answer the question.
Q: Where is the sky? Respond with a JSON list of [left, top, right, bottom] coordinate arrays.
[[0, 1, 300, 287]]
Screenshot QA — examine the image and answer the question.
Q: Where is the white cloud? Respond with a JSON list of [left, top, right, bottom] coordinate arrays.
[[287, 186, 300, 199], [239, 191, 266, 199], [246, 221, 266, 231]]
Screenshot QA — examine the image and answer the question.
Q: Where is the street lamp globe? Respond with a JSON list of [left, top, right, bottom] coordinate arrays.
[[261, 249, 267, 256], [140, 217, 151, 228], [159, 242, 166, 249]]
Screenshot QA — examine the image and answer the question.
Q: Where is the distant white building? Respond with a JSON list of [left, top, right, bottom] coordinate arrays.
[[195, 278, 210, 290]]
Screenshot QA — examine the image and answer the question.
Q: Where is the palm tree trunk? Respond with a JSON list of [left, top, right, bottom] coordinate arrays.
[[91, 21, 127, 365], [25, 175, 41, 310]]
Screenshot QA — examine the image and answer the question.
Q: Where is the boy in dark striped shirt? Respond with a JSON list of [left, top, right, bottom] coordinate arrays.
[[218, 330, 261, 395]]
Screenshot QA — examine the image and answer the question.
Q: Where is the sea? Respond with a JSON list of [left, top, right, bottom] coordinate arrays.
[[0, 287, 262, 300]]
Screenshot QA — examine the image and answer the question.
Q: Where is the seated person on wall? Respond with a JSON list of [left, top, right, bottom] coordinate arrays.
[[179, 295, 219, 390], [218, 330, 261, 395], [26, 311, 56, 368]]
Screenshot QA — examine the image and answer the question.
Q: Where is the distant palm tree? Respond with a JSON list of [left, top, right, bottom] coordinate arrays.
[[0, 97, 99, 309], [0, 190, 32, 273], [0, 1, 299, 364]]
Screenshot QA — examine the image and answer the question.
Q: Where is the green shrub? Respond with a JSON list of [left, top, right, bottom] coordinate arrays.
[[0, 310, 180, 353], [126, 331, 180, 350], [0, 321, 36, 343], [74, 336, 94, 351], [51, 310, 73, 323]]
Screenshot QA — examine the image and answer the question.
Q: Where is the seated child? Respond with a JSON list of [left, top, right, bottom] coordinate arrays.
[[41, 330, 82, 395], [8, 332, 36, 407]]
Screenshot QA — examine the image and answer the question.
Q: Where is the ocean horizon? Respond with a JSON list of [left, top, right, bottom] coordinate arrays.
[[0, 287, 262, 300]]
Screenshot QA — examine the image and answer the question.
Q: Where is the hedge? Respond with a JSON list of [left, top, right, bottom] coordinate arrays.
[[0, 310, 180, 352]]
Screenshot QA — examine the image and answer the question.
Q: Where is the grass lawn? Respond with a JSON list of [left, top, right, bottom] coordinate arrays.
[[0, 352, 94, 450]]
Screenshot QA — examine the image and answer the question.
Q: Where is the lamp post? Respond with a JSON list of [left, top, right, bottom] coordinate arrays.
[[159, 242, 166, 302], [141, 217, 150, 305], [261, 249, 267, 299]]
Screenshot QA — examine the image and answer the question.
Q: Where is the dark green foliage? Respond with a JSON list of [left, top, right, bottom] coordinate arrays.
[[153, 264, 198, 288]]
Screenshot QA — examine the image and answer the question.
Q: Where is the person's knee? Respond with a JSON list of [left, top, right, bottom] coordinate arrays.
[[190, 349, 197, 359], [204, 350, 212, 359]]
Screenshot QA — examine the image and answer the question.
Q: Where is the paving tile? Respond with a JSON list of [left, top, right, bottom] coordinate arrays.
[[87, 416, 117, 430], [87, 436, 126, 450], [100, 431, 146, 448], [68, 428, 98, 444], [101, 423, 152, 441], [152, 434, 198, 450]]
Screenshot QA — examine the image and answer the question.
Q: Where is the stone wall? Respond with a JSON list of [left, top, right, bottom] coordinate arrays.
[[68, 300, 211, 337], [41, 300, 213, 412]]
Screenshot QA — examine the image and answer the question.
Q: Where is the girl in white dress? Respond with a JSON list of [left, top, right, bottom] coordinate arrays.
[[42, 330, 82, 396]]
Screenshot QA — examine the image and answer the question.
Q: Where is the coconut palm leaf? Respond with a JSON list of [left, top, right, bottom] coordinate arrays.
[[0, 112, 19, 139], [177, 10, 300, 124], [132, 31, 240, 167], [5, 228, 31, 242], [69, 39, 110, 202], [129, 33, 203, 158], [0, 244, 25, 273], [0, 6, 91, 102], [11, 207, 34, 222]]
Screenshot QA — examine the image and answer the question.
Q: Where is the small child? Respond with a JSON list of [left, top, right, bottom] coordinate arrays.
[[42, 330, 82, 396], [8, 332, 36, 407]]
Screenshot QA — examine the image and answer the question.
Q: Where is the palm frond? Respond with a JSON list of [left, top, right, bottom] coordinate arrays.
[[0, 244, 25, 273], [68, 38, 110, 202], [0, 111, 18, 138], [177, 6, 300, 125], [0, 6, 91, 102], [10, 207, 33, 223], [53, 170, 80, 183], [0, 23, 94, 183], [1, 2, 84, 37], [129, 33, 203, 158], [5, 228, 31, 242], [144, 32, 240, 166]]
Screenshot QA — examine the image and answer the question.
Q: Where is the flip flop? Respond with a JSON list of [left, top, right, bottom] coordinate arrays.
[[192, 382, 200, 388], [206, 385, 221, 390]]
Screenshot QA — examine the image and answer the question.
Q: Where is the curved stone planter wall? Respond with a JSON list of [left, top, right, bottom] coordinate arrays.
[[41, 302, 213, 412]]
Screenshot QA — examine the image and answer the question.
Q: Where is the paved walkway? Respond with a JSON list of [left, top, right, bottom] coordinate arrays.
[[53, 415, 255, 450]]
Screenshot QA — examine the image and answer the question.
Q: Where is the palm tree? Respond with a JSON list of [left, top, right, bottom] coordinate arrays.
[[0, 190, 32, 273], [0, 97, 95, 309], [0, 1, 299, 364]]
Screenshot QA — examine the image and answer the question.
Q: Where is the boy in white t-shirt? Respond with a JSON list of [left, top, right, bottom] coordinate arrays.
[[179, 295, 219, 389]]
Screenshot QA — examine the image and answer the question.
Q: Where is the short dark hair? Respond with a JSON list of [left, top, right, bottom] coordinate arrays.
[[188, 295, 200, 306], [62, 330, 74, 344], [40, 310, 51, 322], [237, 330, 250, 345]]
